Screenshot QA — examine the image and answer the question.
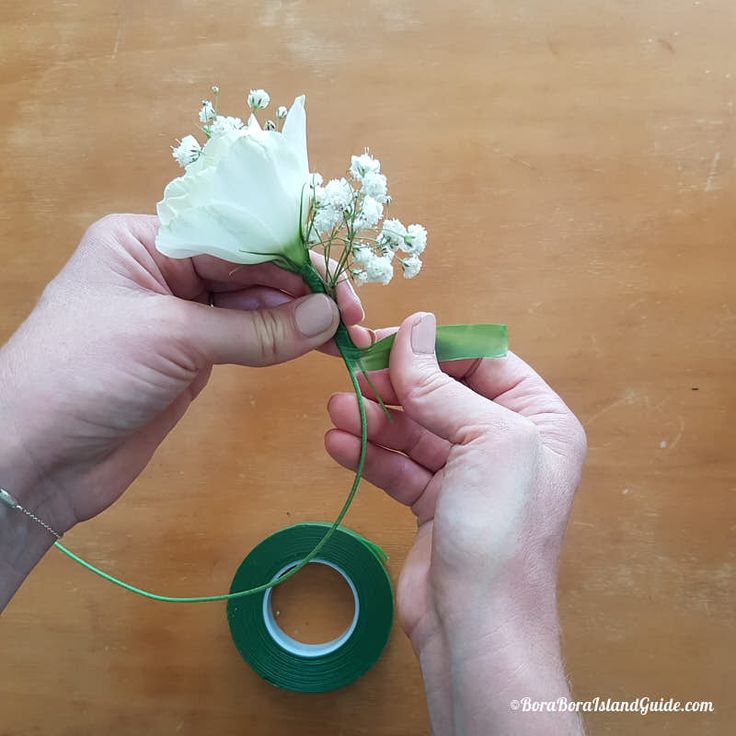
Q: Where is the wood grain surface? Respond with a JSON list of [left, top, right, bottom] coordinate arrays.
[[1, 1, 734, 734]]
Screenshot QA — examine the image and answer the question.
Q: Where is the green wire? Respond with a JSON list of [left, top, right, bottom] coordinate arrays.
[[52, 260, 369, 603], [53, 348, 366, 603]]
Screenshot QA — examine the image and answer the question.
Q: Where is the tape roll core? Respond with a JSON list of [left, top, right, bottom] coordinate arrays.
[[262, 559, 360, 658]]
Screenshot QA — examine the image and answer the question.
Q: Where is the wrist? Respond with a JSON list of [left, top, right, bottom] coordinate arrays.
[[0, 362, 76, 610], [0, 491, 57, 611], [418, 584, 582, 736]]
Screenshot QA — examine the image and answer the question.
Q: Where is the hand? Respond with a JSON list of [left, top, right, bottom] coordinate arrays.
[[326, 312, 587, 735], [0, 214, 362, 606]]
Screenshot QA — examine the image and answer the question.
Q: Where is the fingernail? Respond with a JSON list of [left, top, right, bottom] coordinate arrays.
[[295, 294, 337, 337], [411, 313, 436, 354]]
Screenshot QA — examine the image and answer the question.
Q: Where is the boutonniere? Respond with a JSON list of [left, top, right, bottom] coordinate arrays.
[[42, 87, 508, 605], [152, 87, 508, 593]]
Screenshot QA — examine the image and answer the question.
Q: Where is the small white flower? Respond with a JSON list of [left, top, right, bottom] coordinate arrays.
[[401, 254, 422, 279], [309, 172, 323, 187], [365, 254, 394, 284], [355, 195, 384, 229], [361, 171, 388, 203], [352, 245, 374, 265], [247, 89, 270, 110], [351, 248, 395, 284], [210, 85, 220, 95], [323, 178, 354, 212], [313, 206, 342, 234], [378, 218, 407, 250], [171, 135, 202, 167], [276, 105, 288, 119], [210, 115, 245, 137], [264, 120, 277, 131], [401, 223, 427, 255], [199, 100, 216, 123], [350, 152, 381, 180]]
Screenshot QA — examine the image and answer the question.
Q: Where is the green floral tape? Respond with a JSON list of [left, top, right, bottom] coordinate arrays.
[[342, 323, 508, 371], [227, 522, 394, 693], [227, 522, 394, 692]]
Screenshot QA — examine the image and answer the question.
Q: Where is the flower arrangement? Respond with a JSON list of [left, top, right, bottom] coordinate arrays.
[[154, 87, 507, 596], [159, 87, 426, 294]]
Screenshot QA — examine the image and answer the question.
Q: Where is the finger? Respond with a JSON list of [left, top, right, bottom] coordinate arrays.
[[308, 252, 363, 326], [462, 351, 569, 415], [349, 325, 400, 403], [131, 215, 363, 327], [355, 363, 479, 407], [324, 429, 433, 508], [334, 277, 363, 326], [389, 312, 515, 444], [202, 255, 362, 326], [211, 286, 293, 311], [357, 369, 397, 404], [349, 326, 475, 405], [330, 274, 363, 327], [180, 293, 339, 367], [347, 324, 397, 349], [463, 351, 586, 459], [327, 393, 450, 472], [192, 257, 313, 299], [310, 323, 397, 359], [319, 324, 397, 361], [211, 287, 344, 360]]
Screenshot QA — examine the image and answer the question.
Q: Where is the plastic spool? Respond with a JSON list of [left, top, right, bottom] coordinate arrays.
[[227, 522, 394, 692]]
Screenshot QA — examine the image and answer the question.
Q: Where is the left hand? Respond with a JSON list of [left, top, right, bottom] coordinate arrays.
[[0, 213, 362, 538]]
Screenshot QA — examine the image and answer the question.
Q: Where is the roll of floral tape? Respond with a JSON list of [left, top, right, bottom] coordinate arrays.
[[227, 522, 394, 692]]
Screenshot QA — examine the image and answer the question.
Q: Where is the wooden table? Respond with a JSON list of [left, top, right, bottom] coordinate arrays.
[[1, 1, 734, 733]]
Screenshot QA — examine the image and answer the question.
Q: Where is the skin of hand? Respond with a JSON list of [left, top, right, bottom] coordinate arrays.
[[326, 312, 587, 735], [0, 213, 363, 607]]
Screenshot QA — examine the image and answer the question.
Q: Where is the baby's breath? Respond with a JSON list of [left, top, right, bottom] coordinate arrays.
[[306, 151, 426, 288], [171, 135, 201, 167]]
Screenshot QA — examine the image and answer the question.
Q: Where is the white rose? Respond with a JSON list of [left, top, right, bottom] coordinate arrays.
[[156, 95, 310, 267]]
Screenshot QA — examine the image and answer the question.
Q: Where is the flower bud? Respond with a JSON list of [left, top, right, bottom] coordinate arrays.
[[199, 100, 216, 123], [171, 135, 201, 167], [247, 88, 270, 110]]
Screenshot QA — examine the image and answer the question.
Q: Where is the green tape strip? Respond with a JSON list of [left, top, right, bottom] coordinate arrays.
[[227, 522, 393, 692], [341, 323, 508, 371]]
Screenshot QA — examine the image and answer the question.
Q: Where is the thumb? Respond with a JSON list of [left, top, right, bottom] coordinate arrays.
[[183, 293, 340, 367], [389, 312, 510, 443]]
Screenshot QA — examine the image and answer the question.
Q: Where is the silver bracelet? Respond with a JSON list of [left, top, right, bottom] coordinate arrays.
[[0, 487, 63, 540]]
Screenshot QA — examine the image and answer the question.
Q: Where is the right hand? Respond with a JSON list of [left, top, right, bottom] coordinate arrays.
[[326, 312, 587, 735]]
